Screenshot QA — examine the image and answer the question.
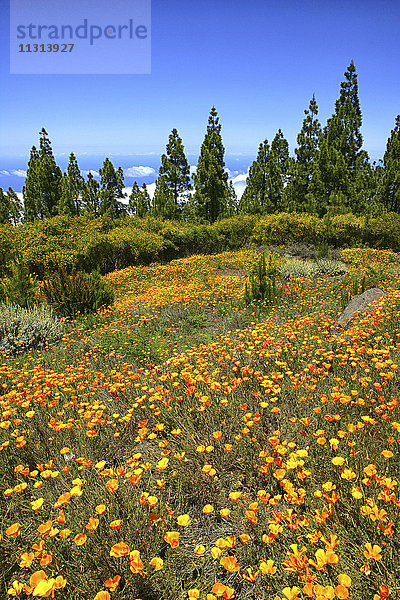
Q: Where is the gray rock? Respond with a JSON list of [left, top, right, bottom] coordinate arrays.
[[337, 288, 385, 330]]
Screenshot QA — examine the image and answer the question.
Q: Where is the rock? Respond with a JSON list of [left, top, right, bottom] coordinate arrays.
[[337, 288, 385, 330]]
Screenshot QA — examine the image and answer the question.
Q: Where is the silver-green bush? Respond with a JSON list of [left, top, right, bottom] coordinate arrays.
[[280, 258, 348, 279], [0, 303, 63, 355], [316, 258, 348, 276], [280, 259, 321, 279]]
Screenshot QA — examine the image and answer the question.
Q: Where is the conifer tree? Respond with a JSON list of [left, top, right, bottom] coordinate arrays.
[[99, 158, 126, 218], [268, 129, 290, 211], [22, 146, 40, 221], [379, 115, 400, 212], [58, 153, 85, 215], [328, 60, 363, 173], [6, 188, 23, 224], [239, 140, 269, 214], [193, 107, 229, 222], [240, 130, 289, 215], [159, 129, 191, 209], [0, 188, 10, 224], [283, 95, 321, 212], [141, 183, 151, 215], [82, 172, 101, 216], [310, 62, 367, 214], [23, 129, 62, 220], [151, 176, 176, 219], [224, 181, 238, 218], [129, 182, 151, 218]]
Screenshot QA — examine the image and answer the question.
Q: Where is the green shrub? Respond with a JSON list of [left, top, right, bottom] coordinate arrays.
[[42, 269, 114, 318], [244, 253, 282, 305], [316, 240, 331, 259], [3, 261, 37, 308], [0, 303, 63, 355]]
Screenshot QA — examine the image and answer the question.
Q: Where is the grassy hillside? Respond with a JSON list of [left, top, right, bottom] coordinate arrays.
[[1, 247, 399, 600]]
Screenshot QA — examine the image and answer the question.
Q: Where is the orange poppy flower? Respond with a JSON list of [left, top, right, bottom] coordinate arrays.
[[150, 557, 163, 571], [104, 575, 121, 592], [54, 492, 71, 507], [164, 531, 180, 548], [5, 523, 21, 537], [110, 542, 130, 557], [29, 570, 47, 589], [220, 556, 240, 573], [106, 479, 118, 493], [177, 514, 191, 526], [364, 543, 382, 561], [129, 550, 144, 573], [19, 552, 34, 568], [259, 559, 276, 575], [37, 521, 52, 537], [94, 592, 111, 600], [211, 582, 235, 599], [86, 518, 99, 531], [74, 533, 87, 546]]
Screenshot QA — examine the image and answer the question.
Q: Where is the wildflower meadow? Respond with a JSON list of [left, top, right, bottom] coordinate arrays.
[[1, 246, 400, 600]]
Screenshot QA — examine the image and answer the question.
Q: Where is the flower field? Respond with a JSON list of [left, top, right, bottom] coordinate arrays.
[[1, 247, 400, 600]]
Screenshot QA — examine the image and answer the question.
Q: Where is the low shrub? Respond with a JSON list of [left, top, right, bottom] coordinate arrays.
[[0, 303, 63, 355], [244, 253, 282, 305], [2, 261, 38, 308], [42, 269, 114, 318], [316, 258, 348, 276], [280, 258, 320, 279]]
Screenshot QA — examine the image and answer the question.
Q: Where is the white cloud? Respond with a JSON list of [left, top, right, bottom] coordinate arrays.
[[146, 182, 156, 198], [231, 173, 248, 185], [122, 183, 156, 200], [124, 166, 155, 177], [189, 165, 197, 176], [229, 171, 248, 199], [82, 170, 100, 177], [0, 169, 27, 178], [224, 167, 240, 178]]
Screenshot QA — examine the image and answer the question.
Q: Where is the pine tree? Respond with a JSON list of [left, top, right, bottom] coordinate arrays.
[[128, 181, 141, 216], [240, 140, 270, 214], [193, 107, 229, 222], [82, 172, 101, 217], [58, 153, 85, 215], [310, 62, 367, 214], [328, 60, 363, 173], [240, 130, 289, 215], [22, 128, 62, 221], [0, 188, 10, 224], [224, 181, 238, 218], [22, 145, 40, 221], [151, 176, 176, 219], [24, 130, 60, 220], [349, 151, 381, 215], [6, 188, 23, 224], [23, 129, 62, 220], [159, 129, 191, 209], [379, 115, 400, 212], [268, 129, 290, 212], [283, 95, 321, 212], [99, 158, 126, 218], [129, 182, 151, 218]]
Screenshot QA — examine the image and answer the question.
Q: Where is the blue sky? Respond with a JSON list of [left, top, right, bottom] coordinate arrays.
[[0, 0, 399, 161]]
